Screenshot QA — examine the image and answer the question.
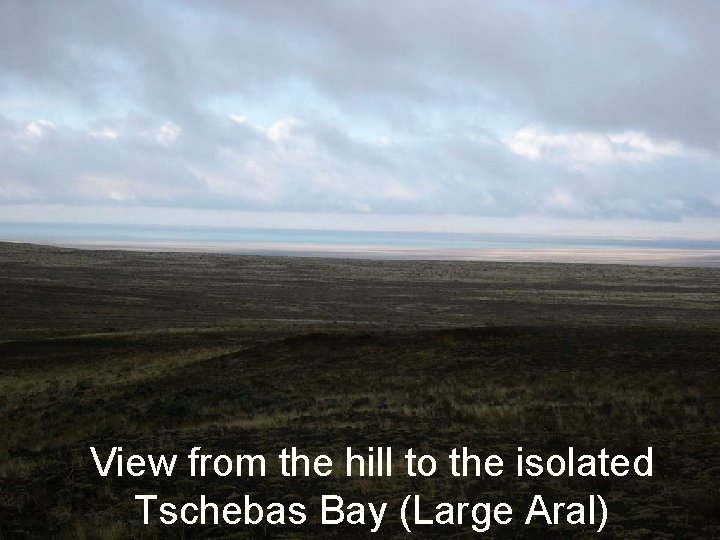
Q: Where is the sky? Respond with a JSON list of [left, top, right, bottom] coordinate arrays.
[[1, 1, 720, 237]]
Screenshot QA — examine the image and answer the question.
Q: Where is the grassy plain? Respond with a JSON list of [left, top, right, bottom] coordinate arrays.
[[1, 241, 719, 538]]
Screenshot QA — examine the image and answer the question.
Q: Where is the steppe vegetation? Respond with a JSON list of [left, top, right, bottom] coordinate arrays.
[[1, 242, 719, 538]]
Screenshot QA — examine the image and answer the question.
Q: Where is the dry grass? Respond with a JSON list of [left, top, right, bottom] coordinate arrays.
[[1, 243, 719, 538]]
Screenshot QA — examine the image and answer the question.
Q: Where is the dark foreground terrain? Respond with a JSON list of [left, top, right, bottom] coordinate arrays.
[[1, 242, 719, 539]]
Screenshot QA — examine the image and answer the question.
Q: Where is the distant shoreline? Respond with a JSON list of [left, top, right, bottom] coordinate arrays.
[[3, 239, 720, 268]]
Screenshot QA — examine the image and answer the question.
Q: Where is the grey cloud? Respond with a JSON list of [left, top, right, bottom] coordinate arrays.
[[4, 0, 718, 141], [1, 0, 719, 221], [2, 110, 718, 220]]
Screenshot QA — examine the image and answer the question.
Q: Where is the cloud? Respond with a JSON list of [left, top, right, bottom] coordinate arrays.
[[0, 1, 719, 224], [155, 122, 181, 147], [19, 120, 56, 140], [89, 127, 120, 140], [505, 125, 687, 167], [1, 111, 717, 222]]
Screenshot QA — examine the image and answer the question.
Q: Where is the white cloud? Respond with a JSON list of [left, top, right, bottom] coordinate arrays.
[[155, 122, 181, 147], [9, 120, 57, 151], [0, 109, 718, 221], [90, 127, 120, 140], [504, 125, 687, 168], [607, 131, 684, 162], [265, 116, 301, 143], [18, 119, 56, 140]]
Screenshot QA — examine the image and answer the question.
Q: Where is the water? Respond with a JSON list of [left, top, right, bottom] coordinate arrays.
[[2, 222, 720, 266]]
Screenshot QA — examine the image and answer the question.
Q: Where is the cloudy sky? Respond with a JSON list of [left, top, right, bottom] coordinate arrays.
[[1, 1, 720, 236]]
